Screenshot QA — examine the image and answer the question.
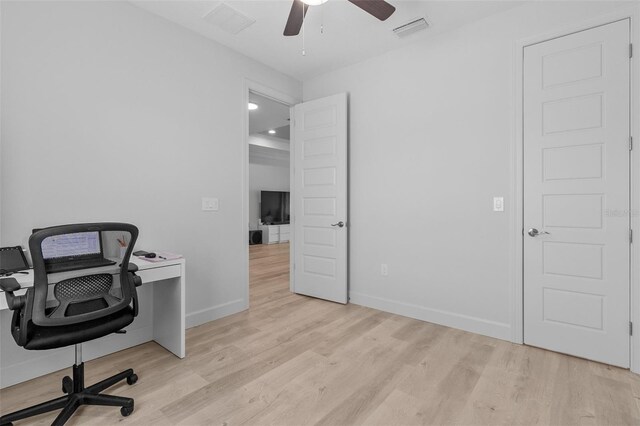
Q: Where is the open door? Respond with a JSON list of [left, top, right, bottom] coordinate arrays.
[[291, 93, 348, 303]]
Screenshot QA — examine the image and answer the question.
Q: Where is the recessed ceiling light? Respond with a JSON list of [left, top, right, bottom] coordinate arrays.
[[301, 0, 328, 5], [248, 102, 258, 110], [268, 129, 276, 134]]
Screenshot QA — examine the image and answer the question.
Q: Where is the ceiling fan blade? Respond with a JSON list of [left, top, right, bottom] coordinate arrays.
[[347, 0, 396, 21], [284, 0, 309, 36]]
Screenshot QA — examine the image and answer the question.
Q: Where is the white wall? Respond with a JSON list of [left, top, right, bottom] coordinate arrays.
[[0, 1, 301, 327], [249, 161, 290, 230], [304, 1, 637, 340]]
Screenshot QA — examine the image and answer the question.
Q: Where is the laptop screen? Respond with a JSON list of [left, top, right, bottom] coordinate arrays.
[[0, 246, 30, 273], [42, 231, 102, 261]]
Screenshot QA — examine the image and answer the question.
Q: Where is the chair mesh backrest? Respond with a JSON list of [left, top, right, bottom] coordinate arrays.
[[54, 274, 114, 302], [28, 223, 139, 326], [49, 273, 123, 319]]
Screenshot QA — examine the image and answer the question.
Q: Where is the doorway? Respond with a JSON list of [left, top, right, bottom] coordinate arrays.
[[522, 19, 631, 367], [242, 85, 350, 309], [247, 91, 293, 307]]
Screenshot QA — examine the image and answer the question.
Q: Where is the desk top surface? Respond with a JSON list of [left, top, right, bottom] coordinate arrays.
[[2, 256, 184, 291]]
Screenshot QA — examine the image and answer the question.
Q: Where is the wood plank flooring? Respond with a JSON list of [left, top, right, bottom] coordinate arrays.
[[1, 242, 640, 425]]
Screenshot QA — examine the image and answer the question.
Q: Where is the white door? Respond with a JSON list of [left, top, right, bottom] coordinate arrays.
[[524, 20, 631, 367], [292, 93, 348, 303]]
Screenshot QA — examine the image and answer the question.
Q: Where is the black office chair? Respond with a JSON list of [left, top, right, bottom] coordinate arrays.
[[0, 223, 143, 426]]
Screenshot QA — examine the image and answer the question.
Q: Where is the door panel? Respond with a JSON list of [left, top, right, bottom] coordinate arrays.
[[523, 20, 630, 367], [293, 93, 348, 303]]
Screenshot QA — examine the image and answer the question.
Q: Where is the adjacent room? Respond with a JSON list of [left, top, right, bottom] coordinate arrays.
[[1, 0, 640, 425], [247, 91, 292, 308]]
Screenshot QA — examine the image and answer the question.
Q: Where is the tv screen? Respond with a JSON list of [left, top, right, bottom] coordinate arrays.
[[261, 191, 290, 225]]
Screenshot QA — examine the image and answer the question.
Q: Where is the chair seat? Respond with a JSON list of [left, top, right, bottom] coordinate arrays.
[[19, 307, 134, 350]]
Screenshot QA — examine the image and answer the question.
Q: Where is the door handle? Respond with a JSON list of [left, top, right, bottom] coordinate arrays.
[[528, 228, 550, 237], [331, 221, 345, 228]]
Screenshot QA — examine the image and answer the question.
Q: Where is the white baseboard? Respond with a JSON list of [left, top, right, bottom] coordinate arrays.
[[185, 298, 246, 329], [349, 292, 512, 342]]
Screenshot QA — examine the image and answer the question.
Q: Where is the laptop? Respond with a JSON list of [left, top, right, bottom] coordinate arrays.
[[0, 246, 30, 276], [41, 231, 116, 273]]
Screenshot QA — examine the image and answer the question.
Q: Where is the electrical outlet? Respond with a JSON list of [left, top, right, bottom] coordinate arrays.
[[493, 197, 504, 212], [202, 197, 219, 211], [381, 263, 389, 276]]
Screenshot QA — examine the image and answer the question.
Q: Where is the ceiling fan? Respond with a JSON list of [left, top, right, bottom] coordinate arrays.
[[284, 0, 396, 36]]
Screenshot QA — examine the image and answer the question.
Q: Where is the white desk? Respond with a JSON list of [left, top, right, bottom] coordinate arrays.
[[0, 257, 185, 388]]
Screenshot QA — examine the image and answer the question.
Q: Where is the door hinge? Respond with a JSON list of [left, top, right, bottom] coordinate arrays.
[[631, 229, 633, 244], [631, 43, 634, 59], [631, 321, 633, 336], [630, 136, 634, 151]]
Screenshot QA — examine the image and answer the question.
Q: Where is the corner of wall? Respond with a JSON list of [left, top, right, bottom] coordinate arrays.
[[185, 298, 247, 329], [349, 292, 512, 342]]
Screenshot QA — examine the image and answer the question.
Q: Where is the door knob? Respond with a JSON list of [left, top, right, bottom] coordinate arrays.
[[528, 228, 550, 237], [331, 221, 345, 228]]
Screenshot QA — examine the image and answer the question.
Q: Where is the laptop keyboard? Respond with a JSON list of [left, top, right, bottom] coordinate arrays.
[[47, 258, 116, 273]]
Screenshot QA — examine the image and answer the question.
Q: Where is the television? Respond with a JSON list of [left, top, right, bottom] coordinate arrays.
[[261, 191, 290, 225]]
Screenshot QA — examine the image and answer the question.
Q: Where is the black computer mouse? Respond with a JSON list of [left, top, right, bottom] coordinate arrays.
[[144, 253, 156, 259]]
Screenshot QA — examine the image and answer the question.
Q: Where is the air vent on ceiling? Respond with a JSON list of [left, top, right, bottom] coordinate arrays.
[[393, 18, 429, 38], [203, 3, 256, 35]]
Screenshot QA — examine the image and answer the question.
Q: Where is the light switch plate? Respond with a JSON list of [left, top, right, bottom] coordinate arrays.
[[202, 197, 219, 211], [493, 197, 504, 212]]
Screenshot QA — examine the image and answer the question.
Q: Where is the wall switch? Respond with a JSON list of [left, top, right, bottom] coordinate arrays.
[[202, 197, 219, 211], [493, 197, 504, 212], [381, 263, 389, 276]]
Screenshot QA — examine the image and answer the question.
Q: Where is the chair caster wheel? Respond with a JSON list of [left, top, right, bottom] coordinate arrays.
[[127, 374, 138, 385], [62, 376, 73, 394], [121, 405, 134, 417]]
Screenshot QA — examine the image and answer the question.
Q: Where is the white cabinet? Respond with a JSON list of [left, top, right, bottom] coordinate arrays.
[[279, 225, 290, 242], [262, 225, 279, 244], [259, 224, 290, 244]]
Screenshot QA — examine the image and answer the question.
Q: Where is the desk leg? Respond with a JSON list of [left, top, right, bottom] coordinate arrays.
[[152, 268, 185, 358]]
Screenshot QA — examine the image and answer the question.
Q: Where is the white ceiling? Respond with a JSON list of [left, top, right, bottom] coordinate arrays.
[[249, 92, 291, 139], [131, 0, 523, 80]]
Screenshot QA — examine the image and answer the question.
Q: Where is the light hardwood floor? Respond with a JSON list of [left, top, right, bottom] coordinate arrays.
[[2, 242, 640, 425]]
